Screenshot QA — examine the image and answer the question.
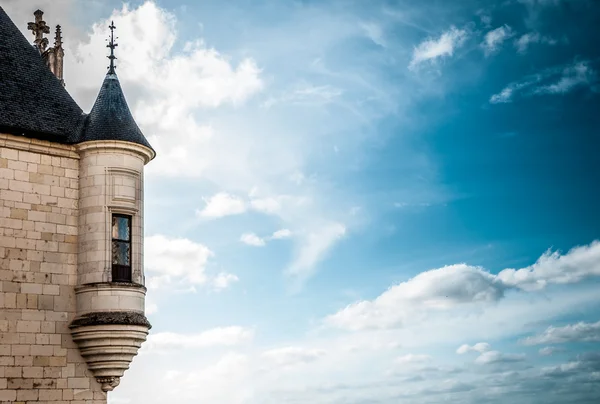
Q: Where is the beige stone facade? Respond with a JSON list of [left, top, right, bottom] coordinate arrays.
[[0, 133, 153, 403]]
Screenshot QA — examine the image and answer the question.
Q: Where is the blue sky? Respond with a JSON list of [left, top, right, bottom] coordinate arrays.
[[4, 0, 600, 402]]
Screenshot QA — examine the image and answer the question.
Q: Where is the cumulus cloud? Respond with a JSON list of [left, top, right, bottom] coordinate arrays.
[[145, 327, 254, 351], [213, 273, 240, 290], [409, 26, 468, 70], [497, 241, 600, 290], [197, 193, 247, 219], [490, 61, 597, 104], [481, 25, 514, 55], [457, 342, 491, 354], [261, 347, 326, 368], [474, 351, 526, 365], [326, 264, 506, 331], [521, 321, 600, 345], [145, 235, 213, 285], [240, 233, 266, 247], [326, 240, 600, 331]]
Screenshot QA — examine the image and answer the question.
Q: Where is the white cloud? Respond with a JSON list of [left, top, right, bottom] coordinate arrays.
[[490, 87, 515, 104], [262, 84, 343, 109], [326, 240, 600, 331], [240, 233, 266, 247], [456, 342, 491, 354], [287, 222, 346, 279], [146, 302, 158, 315], [145, 327, 254, 351], [535, 61, 596, 95], [538, 346, 563, 356], [145, 235, 214, 285], [395, 354, 431, 364], [497, 240, 600, 290], [326, 264, 506, 331], [271, 229, 292, 239], [262, 346, 326, 368], [213, 273, 240, 290], [409, 26, 468, 70], [250, 197, 283, 214], [481, 25, 514, 55], [490, 61, 597, 104], [514, 32, 556, 53], [197, 193, 247, 219], [474, 350, 526, 365], [521, 321, 600, 345], [360, 21, 387, 47]]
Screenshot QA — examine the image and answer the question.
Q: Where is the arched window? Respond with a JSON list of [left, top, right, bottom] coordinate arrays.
[[112, 214, 132, 282]]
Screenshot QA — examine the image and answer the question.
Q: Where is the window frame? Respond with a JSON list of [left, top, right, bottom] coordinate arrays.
[[111, 213, 133, 283]]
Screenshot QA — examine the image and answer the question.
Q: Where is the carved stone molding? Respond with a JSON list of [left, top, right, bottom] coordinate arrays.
[[70, 322, 150, 392]]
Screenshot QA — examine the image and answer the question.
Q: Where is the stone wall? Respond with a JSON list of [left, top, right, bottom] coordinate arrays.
[[0, 134, 106, 403]]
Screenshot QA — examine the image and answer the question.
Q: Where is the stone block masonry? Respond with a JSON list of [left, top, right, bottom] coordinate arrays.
[[0, 133, 106, 403]]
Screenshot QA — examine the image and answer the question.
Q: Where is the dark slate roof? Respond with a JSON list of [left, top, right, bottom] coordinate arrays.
[[77, 72, 154, 151], [0, 6, 154, 153], [0, 6, 85, 142]]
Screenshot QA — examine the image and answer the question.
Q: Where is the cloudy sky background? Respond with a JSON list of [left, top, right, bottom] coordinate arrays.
[[3, 0, 600, 402]]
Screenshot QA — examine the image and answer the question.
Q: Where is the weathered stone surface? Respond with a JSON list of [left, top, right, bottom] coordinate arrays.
[[69, 311, 151, 329]]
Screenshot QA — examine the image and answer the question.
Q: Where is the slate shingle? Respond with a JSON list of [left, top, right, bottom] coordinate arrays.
[[76, 73, 154, 151], [0, 6, 154, 154], [0, 6, 85, 143]]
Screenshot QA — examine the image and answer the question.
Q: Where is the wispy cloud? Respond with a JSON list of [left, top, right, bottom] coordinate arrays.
[[481, 25, 514, 55], [287, 222, 347, 280], [240, 228, 292, 247], [145, 327, 254, 351], [360, 21, 387, 47], [514, 32, 557, 53], [409, 26, 468, 70], [271, 228, 292, 239], [521, 321, 600, 345], [261, 346, 326, 367], [490, 61, 597, 103], [474, 350, 526, 365], [534, 61, 596, 95], [262, 84, 343, 109], [538, 346, 564, 356]]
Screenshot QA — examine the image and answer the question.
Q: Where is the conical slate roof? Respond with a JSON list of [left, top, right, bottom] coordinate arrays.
[[78, 72, 154, 151], [0, 6, 85, 142], [0, 6, 154, 154]]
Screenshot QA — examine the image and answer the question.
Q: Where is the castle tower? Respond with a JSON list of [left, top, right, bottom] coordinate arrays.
[[0, 6, 154, 402], [68, 21, 155, 392]]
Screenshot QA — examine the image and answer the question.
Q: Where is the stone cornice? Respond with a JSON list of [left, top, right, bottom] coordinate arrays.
[[0, 132, 79, 159], [77, 140, 155, 164]]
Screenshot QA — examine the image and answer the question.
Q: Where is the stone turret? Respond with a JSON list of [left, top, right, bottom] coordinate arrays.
[[68, 22, 155, 392]]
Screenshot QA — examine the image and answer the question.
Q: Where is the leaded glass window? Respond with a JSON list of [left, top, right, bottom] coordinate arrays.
[[112, 214, 132, 282]]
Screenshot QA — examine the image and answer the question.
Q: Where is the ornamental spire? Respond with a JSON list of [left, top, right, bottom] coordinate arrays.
[[107, 21, 118, 74], [27, 9, 50, 53]]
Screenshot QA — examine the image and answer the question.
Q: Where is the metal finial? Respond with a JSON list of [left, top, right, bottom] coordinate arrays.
[[107, 21, 118, 74]]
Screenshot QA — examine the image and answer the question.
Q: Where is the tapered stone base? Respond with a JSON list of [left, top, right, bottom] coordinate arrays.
[[70, 323, 149, 391]]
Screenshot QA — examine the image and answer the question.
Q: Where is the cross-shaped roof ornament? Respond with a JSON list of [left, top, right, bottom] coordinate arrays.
[[27, 9, 50, 54]]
